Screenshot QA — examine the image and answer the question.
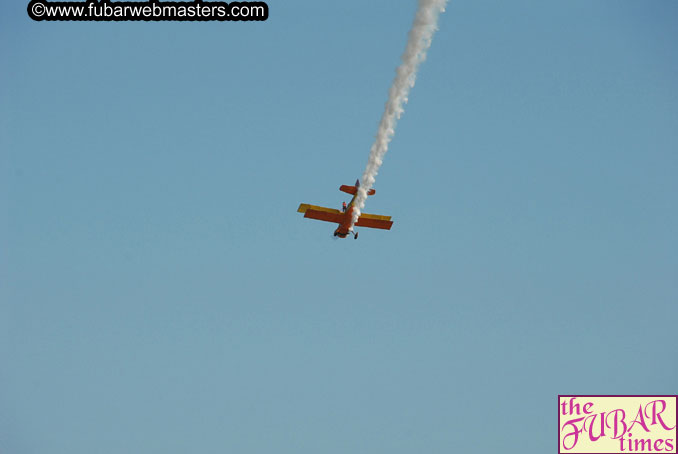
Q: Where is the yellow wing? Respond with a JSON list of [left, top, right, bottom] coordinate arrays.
[[297, 204, 345, 224], [359, 212, 391, 221], [297, 204, 342, 215], [355, 212, 393, 230]]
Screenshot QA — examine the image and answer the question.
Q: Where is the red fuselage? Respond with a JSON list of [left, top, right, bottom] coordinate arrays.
[[333, 195, 357, 238]]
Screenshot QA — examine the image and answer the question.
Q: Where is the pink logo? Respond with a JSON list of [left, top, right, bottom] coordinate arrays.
[[559, 395, 677, 453]]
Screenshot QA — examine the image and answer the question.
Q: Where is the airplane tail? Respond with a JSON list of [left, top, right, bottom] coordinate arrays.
[[340, 179, 375, 196]]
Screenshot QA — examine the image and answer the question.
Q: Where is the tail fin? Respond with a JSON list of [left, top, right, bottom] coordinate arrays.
[[340, 181, 376, 196]]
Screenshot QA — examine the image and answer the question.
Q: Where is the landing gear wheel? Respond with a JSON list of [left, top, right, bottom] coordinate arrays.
[[354, 232, 358, 239]]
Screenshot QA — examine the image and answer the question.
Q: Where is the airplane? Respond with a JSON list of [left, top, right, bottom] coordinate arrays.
[[297, 179, 393, 239]]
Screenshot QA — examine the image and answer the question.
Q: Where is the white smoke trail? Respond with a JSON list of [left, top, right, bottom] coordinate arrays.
[[351, 0, 447, 228]]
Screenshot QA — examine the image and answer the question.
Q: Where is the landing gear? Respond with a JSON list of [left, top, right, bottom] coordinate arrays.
[[354, 231, 358, 240]]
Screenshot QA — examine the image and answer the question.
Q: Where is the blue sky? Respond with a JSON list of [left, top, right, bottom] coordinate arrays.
[[1, 1, 677, 452]]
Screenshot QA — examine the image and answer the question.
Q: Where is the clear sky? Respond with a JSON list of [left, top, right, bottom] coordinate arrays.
[[2, 1, 677, 453]]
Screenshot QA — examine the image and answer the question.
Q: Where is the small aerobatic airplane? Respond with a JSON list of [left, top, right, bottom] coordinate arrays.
[[297, 179, 393, 239]]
